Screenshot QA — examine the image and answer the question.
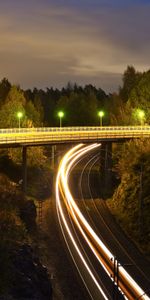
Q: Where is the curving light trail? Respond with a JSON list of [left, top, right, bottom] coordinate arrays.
[[55, 143, 150, 300]]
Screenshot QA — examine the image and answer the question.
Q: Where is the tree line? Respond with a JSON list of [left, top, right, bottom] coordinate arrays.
[[0, 80, 108, 128], [0, 65, 150, 128]]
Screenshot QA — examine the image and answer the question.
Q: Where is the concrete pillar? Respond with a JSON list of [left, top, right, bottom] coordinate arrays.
[[22, 146, 27, 194], [99, 142, 112, 198], [51, 145, 55, 169]]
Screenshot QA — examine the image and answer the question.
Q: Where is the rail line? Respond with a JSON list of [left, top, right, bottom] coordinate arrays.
[[55, 143, 150, 300]]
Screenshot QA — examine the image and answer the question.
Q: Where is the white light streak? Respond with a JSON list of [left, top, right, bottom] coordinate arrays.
[[56, 144, 109, 300], [56, 143, 150, 300]]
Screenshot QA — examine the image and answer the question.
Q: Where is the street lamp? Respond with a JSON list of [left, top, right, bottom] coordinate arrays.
[[58, 111, 64, 127], [17, 111, 23, 129], [137, 109, 145, 126], [98, 111, 104, 126]]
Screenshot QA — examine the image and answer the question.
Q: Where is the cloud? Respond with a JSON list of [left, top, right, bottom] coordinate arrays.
[[0, 0, 150, 92]]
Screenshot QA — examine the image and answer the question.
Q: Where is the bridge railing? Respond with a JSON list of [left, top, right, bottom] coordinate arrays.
[[0, 126, 150, 134]]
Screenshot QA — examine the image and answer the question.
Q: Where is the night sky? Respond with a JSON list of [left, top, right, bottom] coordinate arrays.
[[0, 0, 150, 92]]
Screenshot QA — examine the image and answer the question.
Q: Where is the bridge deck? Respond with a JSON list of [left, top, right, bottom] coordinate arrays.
[[0, 126, 150, 147]]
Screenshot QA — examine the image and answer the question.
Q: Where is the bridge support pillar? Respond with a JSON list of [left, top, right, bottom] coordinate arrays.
[[99, 142, 112, 198], [22, 146, 27, 195], [51, 145, 56, 169]]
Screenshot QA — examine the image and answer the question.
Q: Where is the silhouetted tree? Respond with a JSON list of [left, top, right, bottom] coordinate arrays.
[[0, 78, 11, 108], [119, 66, 141, 102]]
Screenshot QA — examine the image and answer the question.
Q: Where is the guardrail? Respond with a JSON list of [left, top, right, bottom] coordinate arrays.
[[0, 126, 150, 146], [0, 126, 150, 134]]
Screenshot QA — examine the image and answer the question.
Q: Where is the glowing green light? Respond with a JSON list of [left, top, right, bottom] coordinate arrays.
[[98, 111, 104, 118], [138, 110, 145, 119], [58, 111, 64, 118], [17, 111, 23, 119]]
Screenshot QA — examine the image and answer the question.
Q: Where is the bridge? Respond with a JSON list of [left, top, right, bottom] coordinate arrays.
[[0, 126, 150, 147], [0, 126, 149, 195]]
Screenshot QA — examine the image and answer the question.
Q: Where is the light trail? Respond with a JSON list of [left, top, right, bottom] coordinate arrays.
[[55, 143, 150, 300], [56, 144, 109, 300]]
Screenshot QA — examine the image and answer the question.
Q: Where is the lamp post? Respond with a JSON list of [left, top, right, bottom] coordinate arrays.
[[58, 111, 64, 127], [98, 111, 104, 126], [138, 109, 145, 126], [17, 112, 23, 130]]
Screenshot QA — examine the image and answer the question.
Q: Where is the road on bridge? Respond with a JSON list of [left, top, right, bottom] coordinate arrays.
[[1, 126, 150, 147]]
